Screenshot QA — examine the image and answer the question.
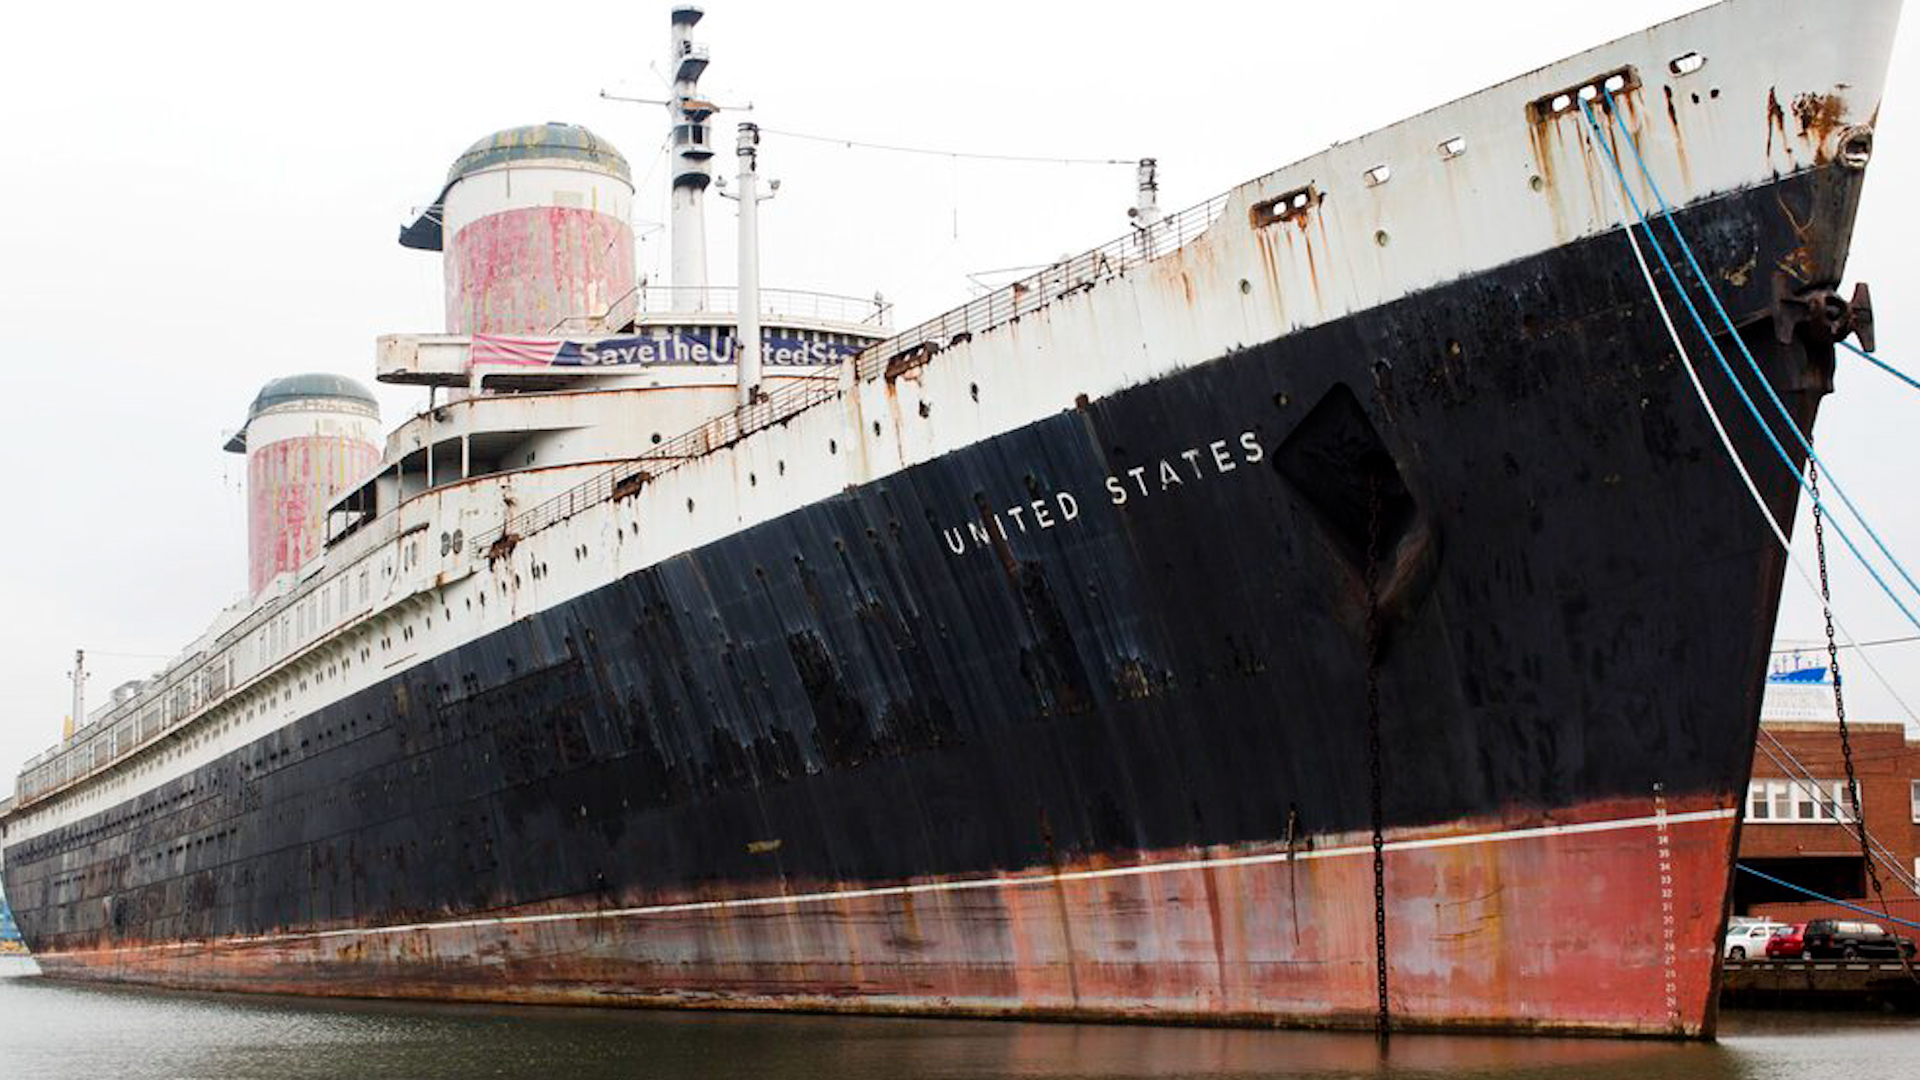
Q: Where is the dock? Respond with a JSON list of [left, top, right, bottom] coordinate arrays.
[[1721, 959, 1920, 1012]]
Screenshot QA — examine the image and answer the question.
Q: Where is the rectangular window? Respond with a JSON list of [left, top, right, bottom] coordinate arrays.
[[1912, 779, 1920, 824], [1746, 778, 1852, 823]]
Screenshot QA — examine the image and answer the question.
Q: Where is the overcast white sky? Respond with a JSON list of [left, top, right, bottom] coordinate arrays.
[[0, 1, 1915, 788]]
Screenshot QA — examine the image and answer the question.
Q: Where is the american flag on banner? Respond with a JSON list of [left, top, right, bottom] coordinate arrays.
[[470, 334, 564, 367]]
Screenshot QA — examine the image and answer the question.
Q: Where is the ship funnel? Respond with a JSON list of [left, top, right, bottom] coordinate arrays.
[[399, 123, 636, 338], [224, 375, 382, 595]]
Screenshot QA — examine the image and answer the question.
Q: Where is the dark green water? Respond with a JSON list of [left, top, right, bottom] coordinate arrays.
[[1, 957, 1915, 1079]]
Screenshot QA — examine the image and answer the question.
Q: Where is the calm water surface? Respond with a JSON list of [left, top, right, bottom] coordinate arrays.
[[1, 956, 1915, 1079]]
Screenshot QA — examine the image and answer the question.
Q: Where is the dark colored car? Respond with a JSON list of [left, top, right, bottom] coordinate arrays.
[[1764, 922, 1807, 959], [1801, 919, 1918, 959]]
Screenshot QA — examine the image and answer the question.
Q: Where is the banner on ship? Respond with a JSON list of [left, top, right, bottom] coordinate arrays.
[[470, 330, 863, 369]]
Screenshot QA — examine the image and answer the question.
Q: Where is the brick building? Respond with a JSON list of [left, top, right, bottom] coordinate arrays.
[[1734, 718, 1920, 927]]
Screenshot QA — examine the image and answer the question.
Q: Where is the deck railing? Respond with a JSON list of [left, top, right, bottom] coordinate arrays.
[[549, 285, 893, 334], [476, 192, 1230, 553]]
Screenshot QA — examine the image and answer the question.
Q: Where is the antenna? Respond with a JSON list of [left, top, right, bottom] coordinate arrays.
[[68, 649, 88, 738]]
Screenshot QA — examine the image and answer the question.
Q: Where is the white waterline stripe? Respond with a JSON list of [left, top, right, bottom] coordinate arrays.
[[48, 807, 1735, 959]]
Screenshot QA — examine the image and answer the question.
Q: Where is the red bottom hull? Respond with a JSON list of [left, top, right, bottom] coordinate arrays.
[[31, 794, 1737, 1036]]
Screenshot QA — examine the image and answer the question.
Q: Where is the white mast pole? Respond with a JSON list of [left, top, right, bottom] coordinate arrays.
[[734, 121, 764, 407], [69, 649, 88, 734], [668, 6, 713, 307]]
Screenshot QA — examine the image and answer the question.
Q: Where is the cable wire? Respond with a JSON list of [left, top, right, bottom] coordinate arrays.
[[1599, 87, 1920, 611], [1580, 97, 1920, 633], [1577, 99, 1920, 732], [758, 126, 1134, 166], [1736, 865, 1920, 930], [1754, 734, 1920, 895], [1841, 340, 1920, 394], [1773, 633, 1920, 653]]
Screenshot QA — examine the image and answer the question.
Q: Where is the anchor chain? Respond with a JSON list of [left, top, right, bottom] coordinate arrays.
[[1809, 458, 1920, 985], [1364, 474, 1390, 1034]]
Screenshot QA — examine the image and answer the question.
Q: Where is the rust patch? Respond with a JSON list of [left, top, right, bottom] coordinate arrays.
[[1722, 253, 1756, 289], [1297, 223, 1321, 301], [1791, 92, 1847, 164], [1792, 92, 1846, 139], [884, 342, 939, 382], [1772, 187, 1817, 283], [1765, 88, 1786, 159], [612, 471, 650, 502]]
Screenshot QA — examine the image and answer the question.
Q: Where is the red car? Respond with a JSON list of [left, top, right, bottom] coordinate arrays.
[[1764, 923, 1807, 959]]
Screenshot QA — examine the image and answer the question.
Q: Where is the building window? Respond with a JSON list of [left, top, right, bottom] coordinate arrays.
[[1746, 779, 1852, 823], [1911, 779, 1920, 824]]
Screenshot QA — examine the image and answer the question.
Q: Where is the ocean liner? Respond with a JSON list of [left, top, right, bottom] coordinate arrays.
[[0, 0, 1901, 1036]]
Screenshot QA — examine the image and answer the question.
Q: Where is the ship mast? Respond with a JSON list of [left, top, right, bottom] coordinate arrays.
[[668, 6, 714, 305], [726, 121, 775, 406], [1131, 157, 1162, 258], [67, 649, 87, 738]]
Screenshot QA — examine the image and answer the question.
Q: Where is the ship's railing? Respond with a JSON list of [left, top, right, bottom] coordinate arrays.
[[11, 512, 413, 807], [468, 372, 845, 552], [470, 192, 1230, 554], [853, 193, 1230, 381], [549, 285, 893, 334]]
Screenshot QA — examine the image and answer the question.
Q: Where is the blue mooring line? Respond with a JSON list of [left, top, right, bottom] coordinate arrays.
[[1597, 86, 1920, 611], [1735, 864, 1920, 930], [1842, 340, 1920, 394], [1577, 96, 1920, 633]]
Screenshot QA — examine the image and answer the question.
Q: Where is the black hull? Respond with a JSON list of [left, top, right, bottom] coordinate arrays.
[[3, 164, 1861, 1031]]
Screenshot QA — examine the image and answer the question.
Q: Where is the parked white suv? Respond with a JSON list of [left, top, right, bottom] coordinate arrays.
[[1723, 921, 1787, 960]]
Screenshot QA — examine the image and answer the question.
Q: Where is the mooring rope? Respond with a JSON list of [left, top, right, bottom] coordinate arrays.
[[1577, 96, 1920, 633], [1840, 340, 1920, 394], [1592, 88, 1920, 613], [1574, 97, 1920, 730]]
